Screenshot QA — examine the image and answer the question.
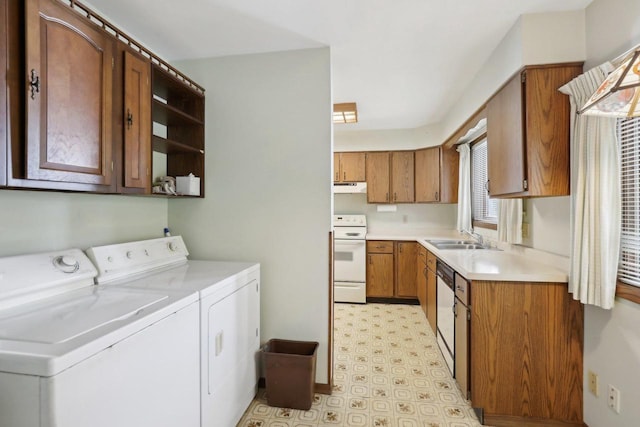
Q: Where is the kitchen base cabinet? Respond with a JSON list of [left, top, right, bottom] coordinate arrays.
[[366, 241, 418, 300], [417, 246, 427, 315], [366, 241, 394, 297], [470, 280, 583, 426], [426, 251, 437, 334], [395, 241, 417, 297]]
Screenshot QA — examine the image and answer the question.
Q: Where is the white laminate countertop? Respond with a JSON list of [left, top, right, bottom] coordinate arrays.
[[364, 229, 568, 283]]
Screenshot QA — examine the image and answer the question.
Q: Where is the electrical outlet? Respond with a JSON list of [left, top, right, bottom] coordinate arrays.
[[608, 384, 621, 413], [588, 371, 599, 396]]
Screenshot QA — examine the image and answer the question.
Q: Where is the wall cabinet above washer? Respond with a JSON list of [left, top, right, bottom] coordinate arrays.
[[1, 0, 205, 196]]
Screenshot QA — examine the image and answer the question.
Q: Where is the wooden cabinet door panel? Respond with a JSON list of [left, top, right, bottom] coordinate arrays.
[[486, 73, 525, 196], [417, 252, 427, 315], [454, 300, 470, 399], [366, 152, 390, 203], [0, 0, 6, 187], [25, 0, 113, 186], [366, 253, 394, 297], [340, 152, 365, 182], [395, 241, 417, 297], [426, 267, 437, 334], [391, 151, 414, 202], [333, 152, 340, 182], [123, 51, 151, 190], [415, 147, 440, 202]]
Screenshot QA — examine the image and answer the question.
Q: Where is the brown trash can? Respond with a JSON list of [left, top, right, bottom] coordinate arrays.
[[262, 339, 319, 410]]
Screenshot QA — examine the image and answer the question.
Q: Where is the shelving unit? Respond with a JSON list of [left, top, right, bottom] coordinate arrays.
[[151, 63, 205, 197]]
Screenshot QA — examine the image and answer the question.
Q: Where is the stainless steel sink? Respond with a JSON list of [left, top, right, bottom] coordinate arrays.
[[426, 239, 475, 245], [433, 243, 488, 250]]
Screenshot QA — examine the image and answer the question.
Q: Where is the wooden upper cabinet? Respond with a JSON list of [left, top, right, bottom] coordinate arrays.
[[415, 147, 440, 202], [334, 152, 365, 182], [391, 151, 415, 203], [25, 0, 114, 189], [123, 51, 151, 191], [440, 147, 459, 203], [486, 63, 582, 197], [366, 152, 390, 203]]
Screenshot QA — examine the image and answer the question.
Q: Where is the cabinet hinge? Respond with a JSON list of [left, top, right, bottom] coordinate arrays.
[[467, 310, 471, 321], [521, 71, 526, 83], [523, 179, 528, 190]]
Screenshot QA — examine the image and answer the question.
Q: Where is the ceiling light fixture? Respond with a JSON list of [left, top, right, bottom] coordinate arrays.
[[333, 102, 358, 124], [580, 46, 640, 117]]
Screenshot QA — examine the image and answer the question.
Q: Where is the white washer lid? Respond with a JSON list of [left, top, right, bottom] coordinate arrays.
[[0, 288, 167, 344]]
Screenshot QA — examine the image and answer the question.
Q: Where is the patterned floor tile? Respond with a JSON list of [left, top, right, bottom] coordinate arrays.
[[237, 303, 483, 427]]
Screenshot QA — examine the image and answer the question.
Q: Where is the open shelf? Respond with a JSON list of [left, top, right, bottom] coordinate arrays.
[[152, 99, 203, 126], [152, 135, 204, 155]]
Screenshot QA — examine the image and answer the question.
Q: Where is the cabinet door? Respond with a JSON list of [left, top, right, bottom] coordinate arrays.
[[333, 153, 340, 182], [366, 253, 394, 297], [340, 152, 365, 182], [366, 152, 390, 203], [25, 0, 113, 186], [0, 0, 6, 187], [391, 151, 414, 203], [415, 147, 440, 202], [426, 266, 437, 334], [395, 241, 417, 297], [417, 250, 427, 315], [454, 300, 470, 400], [486, 73, 526, 196], [123, 51, 151, 190]]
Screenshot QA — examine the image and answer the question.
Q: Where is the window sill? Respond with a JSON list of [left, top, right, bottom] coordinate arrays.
[[473, 220, 497, 230], [616, 281, 640, 305]]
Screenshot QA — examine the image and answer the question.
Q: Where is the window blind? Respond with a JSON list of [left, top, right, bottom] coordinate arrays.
[[471, 139, 498, 223], [619, 117, 640, 287]]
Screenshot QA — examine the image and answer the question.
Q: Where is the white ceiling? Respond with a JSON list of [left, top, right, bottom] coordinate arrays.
[[87, 0, 593, 130]]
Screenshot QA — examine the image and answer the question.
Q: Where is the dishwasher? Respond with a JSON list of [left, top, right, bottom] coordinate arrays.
[[454, 272, 470, 399], [436, 260, 455, 375]]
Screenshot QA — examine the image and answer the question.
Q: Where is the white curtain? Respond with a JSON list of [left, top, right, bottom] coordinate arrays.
[[456, 144, 472, 232], [559, 64, 620, 309], [498, 199, 523, 244]]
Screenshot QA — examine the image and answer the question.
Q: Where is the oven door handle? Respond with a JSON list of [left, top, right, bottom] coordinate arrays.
[[334, 240, 366, 246]]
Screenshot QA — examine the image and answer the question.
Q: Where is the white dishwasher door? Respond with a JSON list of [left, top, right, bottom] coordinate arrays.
[[436, 276, 455, 375]]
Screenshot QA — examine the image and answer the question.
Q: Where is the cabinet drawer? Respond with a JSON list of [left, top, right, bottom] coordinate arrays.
[[418, 246, 427, 264], [426, 251, 437, 271], [367, 241, 394, 254]]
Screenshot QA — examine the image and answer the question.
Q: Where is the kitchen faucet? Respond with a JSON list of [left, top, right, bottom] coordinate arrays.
[[464, 229, 484, 246]]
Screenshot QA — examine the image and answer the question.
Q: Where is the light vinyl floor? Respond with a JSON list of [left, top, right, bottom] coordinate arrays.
[[238, 303, 483, 427]]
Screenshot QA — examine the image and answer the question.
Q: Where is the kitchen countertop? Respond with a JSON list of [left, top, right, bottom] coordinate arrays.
[[365, 230, 568, 283]]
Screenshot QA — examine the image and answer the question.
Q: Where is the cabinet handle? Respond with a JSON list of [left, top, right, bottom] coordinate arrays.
[[369, 255, 372, 265], [126, 109, 133, 130], [386, 192, 389, 201], [394, 192, 397, 201], [485, 180, 490, 195], [335, 171, 339, 181], [343, 171, 346, 180], [29, 69, 40, 100], [435, 191, 439, 201], [399, 243, 403, 253]]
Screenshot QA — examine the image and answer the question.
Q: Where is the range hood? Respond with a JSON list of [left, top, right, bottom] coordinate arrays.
[[333, 182, 367, 194]]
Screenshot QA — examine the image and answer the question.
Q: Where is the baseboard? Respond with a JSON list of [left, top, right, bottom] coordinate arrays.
[[366, 297, 420, 305], [483, 414, 586, 427]]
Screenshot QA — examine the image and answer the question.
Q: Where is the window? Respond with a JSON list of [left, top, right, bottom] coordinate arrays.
[[618, 117, 640, 289], [471, 138, 498, 226]]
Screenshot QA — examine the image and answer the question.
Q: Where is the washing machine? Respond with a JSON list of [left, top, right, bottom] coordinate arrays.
[[0, 247, 200, 427], [86, 236, 261, 427]]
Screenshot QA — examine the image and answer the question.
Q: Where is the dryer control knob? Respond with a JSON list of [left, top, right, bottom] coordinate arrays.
[[53, 255, 79, 273], [126, 251, 134, 259], [168, 242, 178, 252]]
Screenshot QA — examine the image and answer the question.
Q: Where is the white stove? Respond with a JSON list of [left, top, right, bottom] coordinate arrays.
[[0, 246, 200, 427], [86, 236, 261, 427], [333, 214, 367, 303]]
